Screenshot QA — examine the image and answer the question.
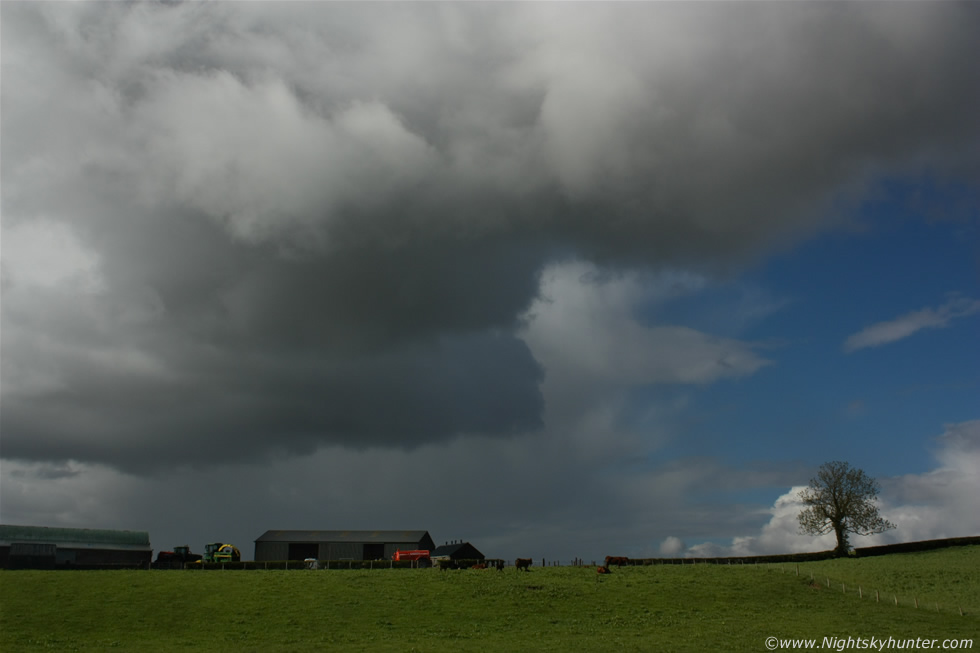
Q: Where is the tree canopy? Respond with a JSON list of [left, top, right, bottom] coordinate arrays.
[[797, 460, 896, 556]]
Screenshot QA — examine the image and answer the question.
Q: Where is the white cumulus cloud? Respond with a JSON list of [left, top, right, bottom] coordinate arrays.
[[687, 420, 980, 557]]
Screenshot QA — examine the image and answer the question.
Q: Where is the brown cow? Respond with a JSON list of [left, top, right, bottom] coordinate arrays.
[[604, 556, 629, 567], [596, 565, 611, 574], [515, 558, 533, 572], [471, 563, 487, 570]]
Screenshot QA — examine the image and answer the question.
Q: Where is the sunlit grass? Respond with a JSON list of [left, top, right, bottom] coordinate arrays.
[[772, 545, 980, 613]]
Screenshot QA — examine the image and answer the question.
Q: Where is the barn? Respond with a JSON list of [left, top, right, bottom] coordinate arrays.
[[430, 540, 485, 562], [0, 524, 153, 569], [254, 530, 436, 562]]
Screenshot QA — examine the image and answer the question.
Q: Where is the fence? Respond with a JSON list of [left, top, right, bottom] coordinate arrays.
[[188, 559, 433, 570], [761, 560, 973, 618]]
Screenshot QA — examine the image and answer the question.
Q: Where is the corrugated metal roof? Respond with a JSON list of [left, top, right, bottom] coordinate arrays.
[[0, 524, 150, 548], [255, 530, 430, 543]]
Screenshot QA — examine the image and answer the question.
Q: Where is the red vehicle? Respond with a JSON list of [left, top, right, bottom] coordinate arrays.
[[392, 550, 432, 567]]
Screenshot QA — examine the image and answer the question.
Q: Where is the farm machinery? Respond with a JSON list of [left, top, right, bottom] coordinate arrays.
[[392, 549, 432, 568], [204, 542, 242, 562], [152, 545, 203, 569], [203, 543, 241, 563]]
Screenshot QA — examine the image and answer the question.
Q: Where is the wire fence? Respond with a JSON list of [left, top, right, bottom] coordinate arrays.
[[760, 560, 973, 618]]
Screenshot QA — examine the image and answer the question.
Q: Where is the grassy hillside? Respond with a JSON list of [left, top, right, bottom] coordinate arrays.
[[772, 544, 980, 613], [1, 547, 977, 652]]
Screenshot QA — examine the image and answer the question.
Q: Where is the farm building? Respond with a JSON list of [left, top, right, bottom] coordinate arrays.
[[0, 524, 152, 569], [254, 530, 436, 562], [431, 540, 485, 562]]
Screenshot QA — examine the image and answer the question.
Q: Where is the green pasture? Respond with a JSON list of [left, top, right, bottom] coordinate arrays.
[[771, 545, 980, 613], [1, 547, 977, 652]]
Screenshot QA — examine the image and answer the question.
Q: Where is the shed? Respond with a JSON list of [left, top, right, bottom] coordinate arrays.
[[0, 524, 152, 569], [254, 530, 436, 562], [431, 540, 485, 562]]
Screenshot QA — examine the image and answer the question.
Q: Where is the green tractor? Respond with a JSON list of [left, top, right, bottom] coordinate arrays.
[[203, 542, 241, 564]]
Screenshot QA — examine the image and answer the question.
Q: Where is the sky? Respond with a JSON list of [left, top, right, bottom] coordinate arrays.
[[1, 1, 978, 564]]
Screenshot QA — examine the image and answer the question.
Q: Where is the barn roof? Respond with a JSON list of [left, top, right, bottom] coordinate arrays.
[[0, 524, 150, 549], [255, 530, 431, 543], [431, 541, 484, 559]]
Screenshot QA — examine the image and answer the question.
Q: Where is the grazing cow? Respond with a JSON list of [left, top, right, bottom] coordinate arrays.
[[604, 556, 629, 568], [471, 563, 487, 570], [596, 566, 611, 574], [515, 558, 533, 572]]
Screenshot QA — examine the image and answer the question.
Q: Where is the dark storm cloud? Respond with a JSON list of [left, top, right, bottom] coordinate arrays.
[[2, 325, 543, 470], [2, 1, 979, 472]]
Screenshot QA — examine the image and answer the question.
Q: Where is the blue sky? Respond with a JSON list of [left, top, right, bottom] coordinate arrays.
[[643, 198, 978, 472], [1, 1, 978, 562]]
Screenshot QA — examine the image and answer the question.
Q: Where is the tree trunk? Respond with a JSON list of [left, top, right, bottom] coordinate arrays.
[[833, 523, 849, 557]]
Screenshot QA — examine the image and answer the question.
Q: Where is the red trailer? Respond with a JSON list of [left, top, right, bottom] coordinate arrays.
[[392, 550, 431, 567]]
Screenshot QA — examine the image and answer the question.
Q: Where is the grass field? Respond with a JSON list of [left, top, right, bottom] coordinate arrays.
[[772, 545, 980, 614], [1, 547, 977, 652]]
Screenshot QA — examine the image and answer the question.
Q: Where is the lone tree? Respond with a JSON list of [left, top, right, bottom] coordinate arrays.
[[798, 460, 895, 557]]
